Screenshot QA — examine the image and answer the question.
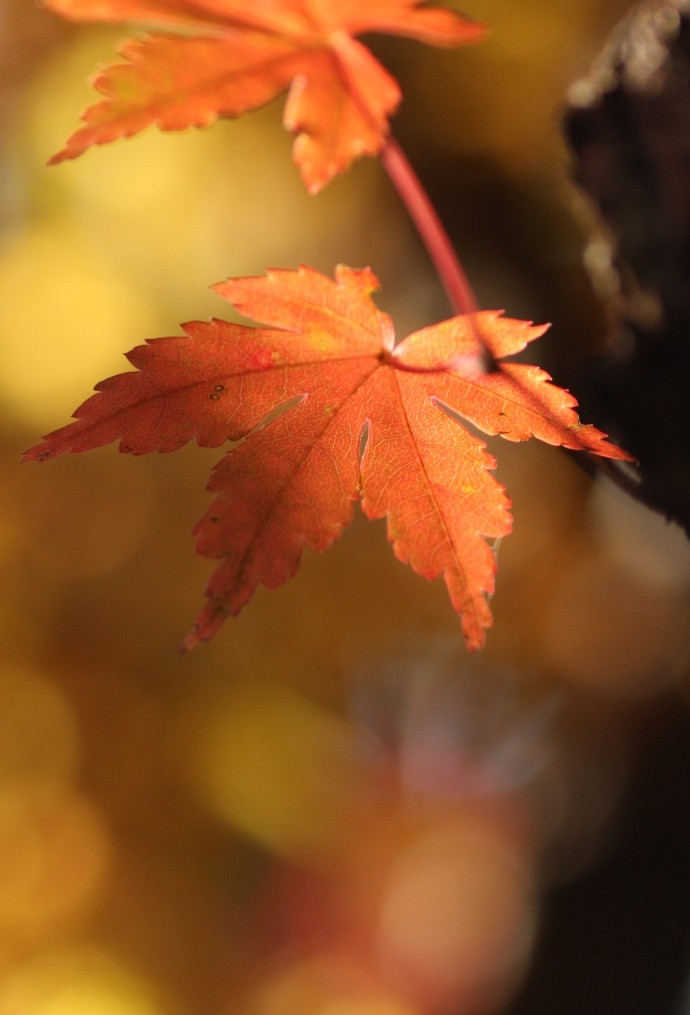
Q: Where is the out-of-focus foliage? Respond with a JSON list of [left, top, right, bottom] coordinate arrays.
[[42, 0, 485, 191], [2, 0, 690, 1013]]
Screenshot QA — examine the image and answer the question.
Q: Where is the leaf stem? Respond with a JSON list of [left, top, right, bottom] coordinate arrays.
[[381, 137, 639, 494], [380, 136, 478, 317]]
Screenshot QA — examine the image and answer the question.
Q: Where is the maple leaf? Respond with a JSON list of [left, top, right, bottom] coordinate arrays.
[[23, 265, 633, 651], [43, 0, 485, 192]]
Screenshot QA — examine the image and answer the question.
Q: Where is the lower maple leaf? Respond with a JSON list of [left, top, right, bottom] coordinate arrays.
[[23, 265, 633, 650]]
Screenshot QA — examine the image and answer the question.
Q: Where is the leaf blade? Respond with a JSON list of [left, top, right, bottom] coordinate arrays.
[[48, 33, 303, 165], [359, 369, 510, 650], [183, 361, 378, 648]]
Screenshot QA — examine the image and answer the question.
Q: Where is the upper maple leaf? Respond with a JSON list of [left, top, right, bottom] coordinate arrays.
[[43, 0, 485, 191], [23, 265, 632, 651]]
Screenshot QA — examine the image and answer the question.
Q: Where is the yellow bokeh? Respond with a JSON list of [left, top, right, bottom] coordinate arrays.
[[0, 222, 157, 430], [0, 947, 167, 1015], [0, 665, 79, 790], [182, 680, 356, 857], [0, 788, 112, 951]]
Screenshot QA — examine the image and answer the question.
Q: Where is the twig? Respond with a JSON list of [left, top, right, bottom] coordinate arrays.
[[380, 136, 478, 318]]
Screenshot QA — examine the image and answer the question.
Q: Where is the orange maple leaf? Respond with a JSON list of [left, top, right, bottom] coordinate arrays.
[[43, 0, 485, 192], [23, 266, 633, 651]]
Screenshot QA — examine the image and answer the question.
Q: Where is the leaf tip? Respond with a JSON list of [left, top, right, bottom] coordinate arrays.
[[464, 20, 491, 46], [181, 600, 231, 651], [179, 630, 201, 653], [21, 442, 56, 464], [460, 602, 492, 652], [333, 262, 381, 297]]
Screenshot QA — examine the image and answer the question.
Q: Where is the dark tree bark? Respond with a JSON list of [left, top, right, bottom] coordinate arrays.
[[564, 0, 690, 536]]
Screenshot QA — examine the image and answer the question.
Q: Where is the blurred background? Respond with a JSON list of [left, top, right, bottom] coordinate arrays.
[[2, 1, 690, 1013]]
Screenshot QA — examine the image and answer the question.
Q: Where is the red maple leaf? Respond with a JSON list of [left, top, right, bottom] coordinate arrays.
[[43, 0, 485, 192], [23, 266, 633, 651]]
